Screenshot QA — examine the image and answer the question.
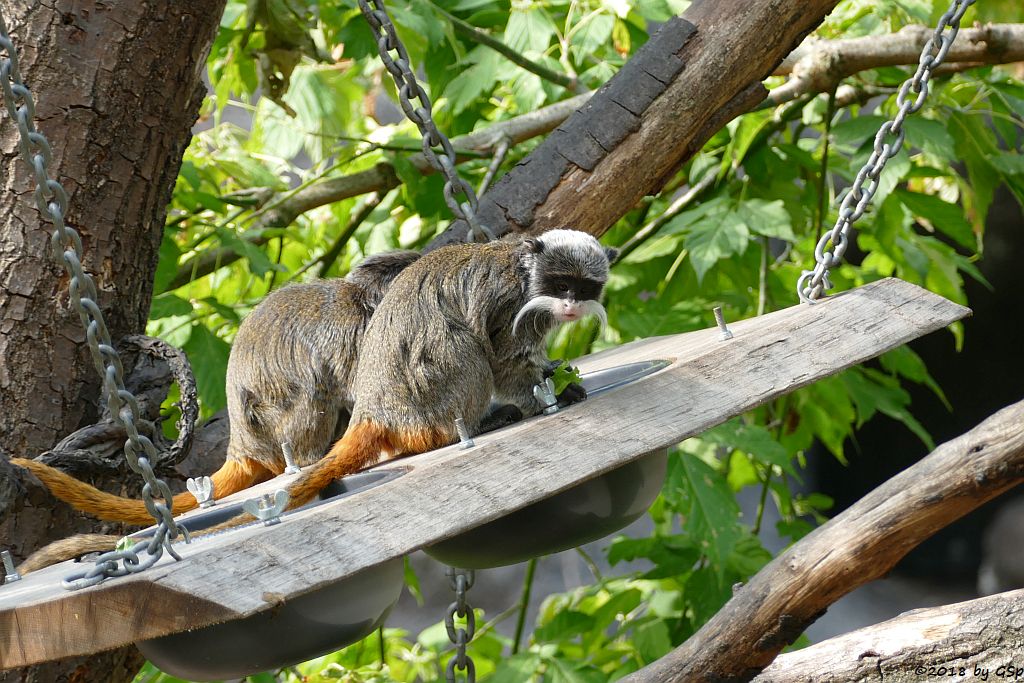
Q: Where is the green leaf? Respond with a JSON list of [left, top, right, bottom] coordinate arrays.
[[735, 198, 797, 242], [215, 227, 280, 277], [607, 534, 699, 578], [182, 324, 230, 417], [403, 556, 423, 606], [505, 8, 554, 55], [682, 207, 750, 283], [830, 114, 888, 147], [989, 152, 1024, 176], [669, 454, 742, 570], [443, 51, 498, 114], [894, 188, 975, 250], [633, 619, 672, 664], [703, 419, 797, 477], [591, 588, 643, 629], [841, 368, 934, 450], [902, 117, 956, 161], [726, 532, 771, 577], [570, 12, 615, 60], [153, 231, 183, 294], [150, 294, 193, 321], [551, 361, 583, 395], [545, 656, 605, 683], [535, 610, 595, 642], [487, 652, 542, 683], [949, 111, 1000, 228], [879, 345, 949, 409]]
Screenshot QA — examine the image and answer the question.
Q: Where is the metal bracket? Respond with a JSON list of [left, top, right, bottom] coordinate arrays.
[[533, 378, 559, 415], [186, 476, 215, 508], [243, 490, 289, 527]]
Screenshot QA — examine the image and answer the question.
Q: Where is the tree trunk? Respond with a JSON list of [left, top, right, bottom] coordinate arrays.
[[0, 1, 225, 681]]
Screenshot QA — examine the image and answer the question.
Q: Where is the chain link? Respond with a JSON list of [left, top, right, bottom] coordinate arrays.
[[358, 0, 494, 243], [0, 10, 185, 589], [444, 567, 476, 683], [797, 0, 976, 302]]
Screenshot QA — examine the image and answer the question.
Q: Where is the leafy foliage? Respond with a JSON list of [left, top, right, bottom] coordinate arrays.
[[139, 0, 1022, 679]]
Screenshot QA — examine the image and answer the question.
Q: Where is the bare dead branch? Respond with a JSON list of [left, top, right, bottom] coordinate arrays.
[[769, 23, 1024, 104], [753, 589, 1024, 682]]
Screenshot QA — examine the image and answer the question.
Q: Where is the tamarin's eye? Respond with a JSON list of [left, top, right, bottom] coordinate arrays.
[[557, 281, 570, 293]]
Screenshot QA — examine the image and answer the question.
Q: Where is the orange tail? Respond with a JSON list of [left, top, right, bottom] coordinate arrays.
[[286, 421, 449, 508], [11, 456, 273, 525]]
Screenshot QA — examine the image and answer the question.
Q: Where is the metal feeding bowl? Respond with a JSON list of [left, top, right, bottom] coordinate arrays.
[[134, 469, 406, 682], [425, 359, 671, 569]]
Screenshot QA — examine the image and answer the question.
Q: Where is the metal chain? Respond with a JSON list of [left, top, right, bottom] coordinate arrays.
[[444, 567, 476, 683], [797, 0, 976, 302], [358, 0, 494, 243], [0, 10, 185, 589]]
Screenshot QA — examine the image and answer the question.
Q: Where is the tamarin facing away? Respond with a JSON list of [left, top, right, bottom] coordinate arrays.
[[10, 250, 421, 525], [278, 228, 617, 510]]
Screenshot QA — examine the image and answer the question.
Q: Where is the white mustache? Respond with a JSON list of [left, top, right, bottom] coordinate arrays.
[[512, 296, 608, 337]]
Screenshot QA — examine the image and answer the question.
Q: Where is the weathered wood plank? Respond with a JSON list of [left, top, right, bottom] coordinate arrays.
[[0, 278, 969, 667]]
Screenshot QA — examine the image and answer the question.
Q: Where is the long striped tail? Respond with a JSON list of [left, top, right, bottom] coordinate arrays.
[[10, 456, 273, 525]]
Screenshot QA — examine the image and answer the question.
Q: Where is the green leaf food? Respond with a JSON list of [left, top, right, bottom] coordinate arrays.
[[550, 360, 583, 395]]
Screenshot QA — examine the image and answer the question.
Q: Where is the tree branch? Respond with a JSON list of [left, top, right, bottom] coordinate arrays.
[[769, 23, 1024, 104], [168, 94, 589, 287], [753, 590, 1024, 682], [623, 398, 1024, 682], [171, 22, 1024, 285]]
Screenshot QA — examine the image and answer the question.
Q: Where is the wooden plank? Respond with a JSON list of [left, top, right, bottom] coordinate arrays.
[[0, 278, 969, 667]]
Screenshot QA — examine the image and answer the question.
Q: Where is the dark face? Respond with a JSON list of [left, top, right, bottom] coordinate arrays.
[[537, 272, 604, 303]]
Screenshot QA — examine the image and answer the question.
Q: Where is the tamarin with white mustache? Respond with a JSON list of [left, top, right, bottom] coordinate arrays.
[[17, 229, 616, 571], [279, 228, 617, 509]]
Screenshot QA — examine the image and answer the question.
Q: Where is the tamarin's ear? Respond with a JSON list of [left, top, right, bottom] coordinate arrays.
[[604, 246, 620, 263], [524, 237, 545, 254]]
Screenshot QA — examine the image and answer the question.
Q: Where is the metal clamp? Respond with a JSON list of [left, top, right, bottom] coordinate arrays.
[[186, 476, 215, 508], [533, 378, 559, 415], [242, 490, 289, 526]]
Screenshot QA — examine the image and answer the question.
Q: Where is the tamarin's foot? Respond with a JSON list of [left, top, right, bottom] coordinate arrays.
[[478, 404, 524, 433], [556, 382, 587, 408]]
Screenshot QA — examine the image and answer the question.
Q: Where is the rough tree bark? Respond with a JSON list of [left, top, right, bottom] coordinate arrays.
[[0, 1, 226, 681]]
